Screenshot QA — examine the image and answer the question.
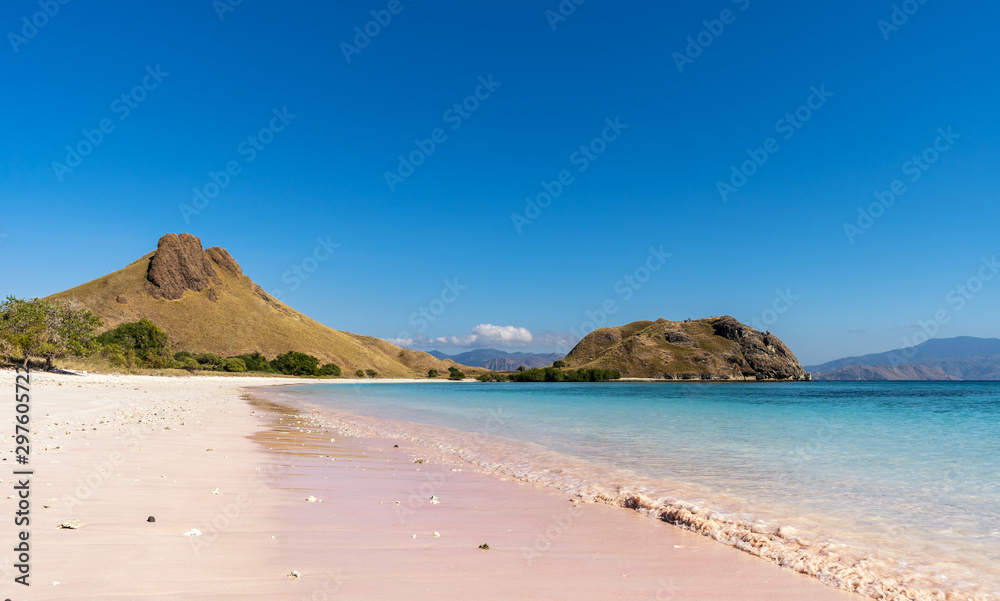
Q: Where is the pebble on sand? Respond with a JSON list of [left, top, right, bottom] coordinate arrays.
[[147, 516, 156, 523], [58, 519, 81, 529], [288, 570, 301, 579], [305, 495, 318, 502], [183, 528, 203, 536]]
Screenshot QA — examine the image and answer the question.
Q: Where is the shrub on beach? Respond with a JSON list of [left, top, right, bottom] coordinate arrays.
[[365, 369, 378, 378], [427, 369, 439, 378], [98, 343, 134, 369], [496, 367, 622, 383], [195, 352, 224, 371], [447, 366, 465, 380], [96, 318, 172, 368], [318, 362, 341, 377], [271, 351, 320, 376], [355, 369, 365, 378], [476, 372, 506, 382], [230, 352, 273, 373], [222, 357, 247, 372]]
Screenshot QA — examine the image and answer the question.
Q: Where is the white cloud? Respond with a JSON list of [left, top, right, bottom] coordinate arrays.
[[386, 324, 576, 350]]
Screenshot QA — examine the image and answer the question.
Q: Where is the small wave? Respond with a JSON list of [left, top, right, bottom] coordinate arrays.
[[261, 390, 993, 601]]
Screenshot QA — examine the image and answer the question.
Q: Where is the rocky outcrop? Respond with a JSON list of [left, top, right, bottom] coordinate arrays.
[[146, 233, 222, 300], [563, 316, 808, 381], [205, 246, 243, 278], [712, 316, 806, 380]]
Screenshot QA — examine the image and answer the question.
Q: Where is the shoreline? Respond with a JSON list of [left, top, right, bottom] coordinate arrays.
[[7, 372, 862, 599]]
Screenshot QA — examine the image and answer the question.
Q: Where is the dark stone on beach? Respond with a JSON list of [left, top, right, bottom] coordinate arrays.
[[147, 516, 155, 522], [393, 445, 399, 448]]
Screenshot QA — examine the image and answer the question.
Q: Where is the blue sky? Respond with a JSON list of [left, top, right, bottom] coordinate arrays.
[[2, 0, 998, 365]]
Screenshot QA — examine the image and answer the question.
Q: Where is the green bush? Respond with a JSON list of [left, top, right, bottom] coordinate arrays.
[[98, 343, 133, 369], [364, 369, 378, 378], [505, 367, 621, 383], [318, 363, 341, 377], [96, 319, 172, 368], [271, 351, 320, 376], [195, 353, 224, 371], [355, 369, 365, 378], [427, 369, 439, 378], [230, 352, 273, 373], [476, 372, 506, 382], [223, 357, 247, 372], [552, 360, 566, 368], [447, 366, 465, 380], [179, 357, 200, 371]]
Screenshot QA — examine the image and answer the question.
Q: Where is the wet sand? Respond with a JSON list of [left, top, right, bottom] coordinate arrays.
[[4, 372, 860, 600]]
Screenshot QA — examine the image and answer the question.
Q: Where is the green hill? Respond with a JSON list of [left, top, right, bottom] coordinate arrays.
[[563, 316, 808, 380]]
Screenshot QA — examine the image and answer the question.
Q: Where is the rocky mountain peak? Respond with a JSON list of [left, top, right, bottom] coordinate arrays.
[[146, 233, 228, 300]]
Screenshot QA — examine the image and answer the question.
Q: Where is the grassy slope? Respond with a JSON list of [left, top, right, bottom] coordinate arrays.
[[563, 317, 742, 378], [49, 254, 477, 378]]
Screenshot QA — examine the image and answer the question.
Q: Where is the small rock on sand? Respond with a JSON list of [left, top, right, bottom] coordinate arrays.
[[147, 516, 156, 522], [58, 520, 80, 529], [305, 495, 318, 502]]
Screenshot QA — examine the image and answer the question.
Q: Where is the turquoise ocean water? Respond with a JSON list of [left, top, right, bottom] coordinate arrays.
[[272, 381, 1000, 600]]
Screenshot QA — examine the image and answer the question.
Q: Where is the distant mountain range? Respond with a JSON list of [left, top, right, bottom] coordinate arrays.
[[428, 349, 564, 370], [806, 337, 1000, 380]]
